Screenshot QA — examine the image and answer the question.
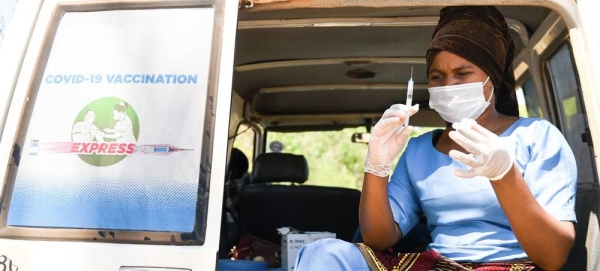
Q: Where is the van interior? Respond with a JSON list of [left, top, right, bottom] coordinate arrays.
[[223, 3, 599, 270]]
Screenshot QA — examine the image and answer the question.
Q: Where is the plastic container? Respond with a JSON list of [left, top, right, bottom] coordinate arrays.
[[217, 259, 269, 271]]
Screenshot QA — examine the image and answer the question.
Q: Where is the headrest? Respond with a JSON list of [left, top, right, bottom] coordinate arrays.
[[228, 148, 249, 179], [252, 153, 309, 184]]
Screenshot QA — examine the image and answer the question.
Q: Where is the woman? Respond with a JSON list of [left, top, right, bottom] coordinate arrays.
[[295, 6, 576, 271], [103, 101, 136, 143]]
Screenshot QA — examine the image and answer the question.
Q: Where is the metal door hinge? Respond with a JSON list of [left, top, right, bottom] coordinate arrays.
[[12, 143, 21, 166], [582, 127, 593, 146]]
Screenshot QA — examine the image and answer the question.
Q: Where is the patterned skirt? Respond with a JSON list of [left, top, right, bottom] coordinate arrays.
[[354, 243, 543, 271]]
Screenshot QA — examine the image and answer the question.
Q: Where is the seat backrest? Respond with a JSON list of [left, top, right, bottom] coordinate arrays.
[[225, 148, 251, 209], [220, 148, 252, 258], [237, 153, 361, 244], [251, 152, 309, 185], [562, 185, 600, 270]]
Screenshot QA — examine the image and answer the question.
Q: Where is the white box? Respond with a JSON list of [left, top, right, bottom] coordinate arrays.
[[279, 227, 336, 271]]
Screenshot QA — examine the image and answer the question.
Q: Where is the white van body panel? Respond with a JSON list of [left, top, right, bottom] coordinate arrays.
[[1, 0, 599, 270], [0, 0, 42, 138], [0, 0, 238, 270], [574, 0, 600, 170], [2, 239, 219, 270]]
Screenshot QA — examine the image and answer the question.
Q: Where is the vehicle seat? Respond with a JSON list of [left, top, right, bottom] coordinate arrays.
[[562, 185, 600, 270], [237, 152, 361, 244], [225, 148, 252, 215], [220, 148, 251, 258]]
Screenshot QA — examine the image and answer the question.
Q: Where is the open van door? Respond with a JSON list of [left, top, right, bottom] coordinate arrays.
[[0, 0, 237, 270]]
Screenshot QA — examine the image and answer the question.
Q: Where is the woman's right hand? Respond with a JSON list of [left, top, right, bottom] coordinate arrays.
[[364, 104, 419, 177]]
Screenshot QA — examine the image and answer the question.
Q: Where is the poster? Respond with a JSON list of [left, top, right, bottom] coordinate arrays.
[[7, 8, 214, 232]]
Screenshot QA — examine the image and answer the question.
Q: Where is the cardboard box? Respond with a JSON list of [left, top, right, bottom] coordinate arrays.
[[278, 227, 336, 271]]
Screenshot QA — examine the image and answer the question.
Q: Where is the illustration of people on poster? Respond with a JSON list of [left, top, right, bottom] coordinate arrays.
[[72, 110, 103, 142], [103, 101, 136, 143], [72, 100, 137, 144]]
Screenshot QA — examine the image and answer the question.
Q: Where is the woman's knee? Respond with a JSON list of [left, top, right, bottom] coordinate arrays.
[[299, 238, 348, 257], [296, 238, 368, 270]]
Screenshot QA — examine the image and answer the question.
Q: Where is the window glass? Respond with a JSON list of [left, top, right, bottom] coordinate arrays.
[[266, 126, 439, 190], [232, 124, 255, 173], [515, 87, 528, 117], [519, 78, 542, 118], [546, 42, 596, 183], [7, 8, 214, 232]]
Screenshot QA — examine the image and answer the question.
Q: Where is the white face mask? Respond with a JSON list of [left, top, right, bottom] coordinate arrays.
[[428, 76, 493, 123]]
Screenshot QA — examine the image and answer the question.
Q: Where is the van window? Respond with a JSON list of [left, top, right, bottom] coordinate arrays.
[[3, 7, 215, 242], [266, 126, 439, 190], [267, 128, 367, 190], [519, 77, 542, 118], [545, 42, 596, 184], [232, 123, 256, 173]]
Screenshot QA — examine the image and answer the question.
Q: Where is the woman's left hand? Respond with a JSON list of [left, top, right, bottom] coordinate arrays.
[[448, 119, 514, 180]]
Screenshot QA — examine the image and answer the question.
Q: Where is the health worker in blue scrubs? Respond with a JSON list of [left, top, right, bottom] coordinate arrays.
[[295, 6, 577, 271]]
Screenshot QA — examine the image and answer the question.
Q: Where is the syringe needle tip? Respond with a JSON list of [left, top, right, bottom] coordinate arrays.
[[410, 66, 413, 79]]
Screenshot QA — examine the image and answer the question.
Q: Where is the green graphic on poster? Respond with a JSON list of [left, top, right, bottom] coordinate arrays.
[[71, 97, 140, 166]]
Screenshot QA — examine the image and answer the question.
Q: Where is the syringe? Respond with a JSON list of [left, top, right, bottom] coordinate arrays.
[[404, 66, 414, 127], [134, 144, 193, 154]]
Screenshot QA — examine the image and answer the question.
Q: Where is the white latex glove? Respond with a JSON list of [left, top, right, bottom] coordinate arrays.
[[448, 119, 514, 180], [364, 104, 419, 177]]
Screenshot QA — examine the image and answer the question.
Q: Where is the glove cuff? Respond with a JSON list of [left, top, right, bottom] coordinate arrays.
[[364, 157, 392, 177], [487, 153, 515, 181]]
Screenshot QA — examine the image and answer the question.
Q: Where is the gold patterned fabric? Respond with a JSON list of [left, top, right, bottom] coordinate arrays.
[[354, 243, 542, 271]]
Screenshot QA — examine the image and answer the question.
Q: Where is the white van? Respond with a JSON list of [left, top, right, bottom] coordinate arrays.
[[0, 0, 599, 270]]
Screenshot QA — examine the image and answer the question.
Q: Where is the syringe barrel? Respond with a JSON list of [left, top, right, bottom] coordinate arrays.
[[137, 145, 171, 153], [154, 147, 170, 153], [405, 80, 414, 126]]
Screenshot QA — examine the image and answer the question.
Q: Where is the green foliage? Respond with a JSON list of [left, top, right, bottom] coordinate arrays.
[[266, 126, 440, 191], [268, 128, 367, 190], [233, 124, 440, 191]]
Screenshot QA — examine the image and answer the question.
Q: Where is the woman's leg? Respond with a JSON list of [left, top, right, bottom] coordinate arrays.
[[294, 238, 370, 271]]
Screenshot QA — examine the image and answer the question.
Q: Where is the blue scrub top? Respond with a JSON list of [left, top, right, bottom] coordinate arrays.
[[389, 117, 577, 262]]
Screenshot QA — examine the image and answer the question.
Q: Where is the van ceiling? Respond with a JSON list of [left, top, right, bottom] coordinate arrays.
[[233, 6, 551, 131]]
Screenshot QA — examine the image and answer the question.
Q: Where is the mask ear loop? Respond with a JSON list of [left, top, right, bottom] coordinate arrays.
[[482, 76, 491, 85], [483, 76, 494, 103], [486, 88, 494, 103]]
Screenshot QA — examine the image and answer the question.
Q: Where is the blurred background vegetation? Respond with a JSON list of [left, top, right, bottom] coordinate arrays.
[[233, 126, 439, 191]]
